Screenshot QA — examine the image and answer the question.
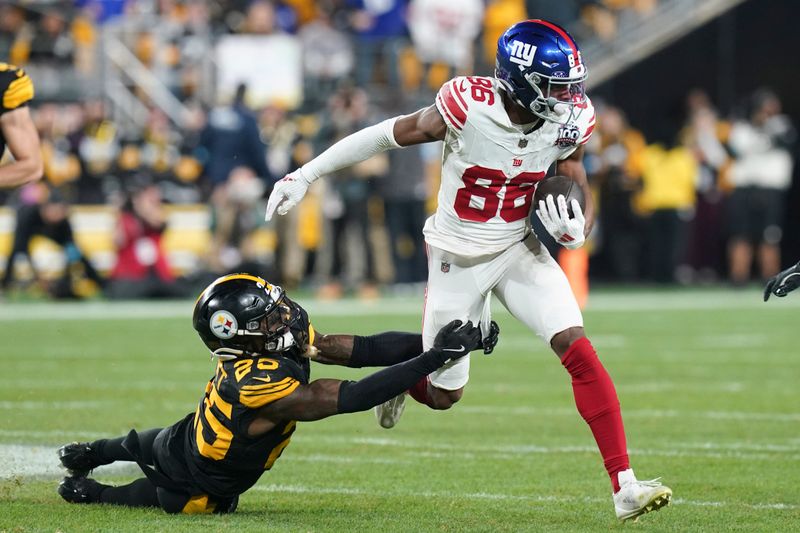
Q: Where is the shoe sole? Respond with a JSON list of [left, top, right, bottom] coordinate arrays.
[[618, 489, 672, 521], [374, 396, 405, 429]]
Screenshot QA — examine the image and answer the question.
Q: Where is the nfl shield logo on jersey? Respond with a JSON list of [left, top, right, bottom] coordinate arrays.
[[555, 124, 581, 147], [441, 261, 451, 273]]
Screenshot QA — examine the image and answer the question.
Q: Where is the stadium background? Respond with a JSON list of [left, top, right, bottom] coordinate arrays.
[[0, 0, 797, 297], [2, 1, 800, 531]]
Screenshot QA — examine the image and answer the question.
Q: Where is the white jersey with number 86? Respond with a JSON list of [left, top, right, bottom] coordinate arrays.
[[423, 76, 595, 257]]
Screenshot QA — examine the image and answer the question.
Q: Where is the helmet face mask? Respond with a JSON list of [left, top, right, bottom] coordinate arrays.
[[193, 274, 302, 361], [495, 19, 588, 125], [261, 297, 300, 353], [526, 71, 587, 123]]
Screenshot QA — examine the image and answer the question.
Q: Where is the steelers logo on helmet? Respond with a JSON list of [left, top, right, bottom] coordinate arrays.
[[210, 310, 238, 339]]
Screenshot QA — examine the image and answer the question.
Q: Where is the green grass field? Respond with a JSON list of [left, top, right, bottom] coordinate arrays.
[[2, 288, 799, 532]]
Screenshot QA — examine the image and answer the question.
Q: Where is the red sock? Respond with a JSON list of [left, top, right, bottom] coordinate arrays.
[[408, 376, 433, 407], [561, 337, 630, 492]]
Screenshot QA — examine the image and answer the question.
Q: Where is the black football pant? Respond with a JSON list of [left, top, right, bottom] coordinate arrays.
[[88, 429, 236, 514]]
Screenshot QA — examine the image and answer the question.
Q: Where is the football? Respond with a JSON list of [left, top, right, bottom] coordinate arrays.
[[533, 175, 585, 217]]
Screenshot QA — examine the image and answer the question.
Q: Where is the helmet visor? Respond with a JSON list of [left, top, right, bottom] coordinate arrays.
[[550, 78, 586, 105], [535, 74, 586, 106]]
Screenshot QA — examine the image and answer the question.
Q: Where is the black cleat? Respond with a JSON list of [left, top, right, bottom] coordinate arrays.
[[58, 442, 102, 477], [57, 476, 104, 504]]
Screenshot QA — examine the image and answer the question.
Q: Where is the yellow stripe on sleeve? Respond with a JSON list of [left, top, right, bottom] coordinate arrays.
[[239, 378, 300, 408], [240, 376, 295, 391], [4, 74, 34, 110], [239, 378, 298, 397]]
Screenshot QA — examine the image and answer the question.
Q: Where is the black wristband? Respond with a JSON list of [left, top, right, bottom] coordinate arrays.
[[337, 349, 445, 414], [349, 332, 424, 368]]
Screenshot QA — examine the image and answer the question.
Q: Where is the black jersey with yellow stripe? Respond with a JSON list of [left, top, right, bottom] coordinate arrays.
[[184, 354, 309, 498], [0, 63, 34, 154]]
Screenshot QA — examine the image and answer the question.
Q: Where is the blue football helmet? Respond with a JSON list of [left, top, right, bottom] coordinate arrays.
[[495, 19, 588, 124]]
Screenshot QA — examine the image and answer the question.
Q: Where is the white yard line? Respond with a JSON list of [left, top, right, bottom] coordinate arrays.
[[0, 429, 110, 440], [696, 334, 770, 348], [4, 443, 797, 512], [2, 400, 797, 424], [0, 378, 200, 390], [0, 400, 116, 410], [1, 288, 797, 322], [0, 400, 190, 411], [304, 435, 800, 460], [4, 433, 793, 463], [2, 434, 796, 482], [0, 439, 800, 510], [251, 483, 800, 511], [0, 379, 785, 399], [21, 401, 793, 423], [453, 405, 800, 423], [0, 444, 138, 479]]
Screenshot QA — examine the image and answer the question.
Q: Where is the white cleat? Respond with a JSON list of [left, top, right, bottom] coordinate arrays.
[[613, 469, 672, 521], [374, 394, 406, 429]]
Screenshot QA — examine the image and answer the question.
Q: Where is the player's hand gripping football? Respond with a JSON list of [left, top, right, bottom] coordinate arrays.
[[265, 169, 312, 221], [763, 261, 800, 301], [482, 320, 500, 355], [429, 320, 483, 364], [536, 194, 586, 250]]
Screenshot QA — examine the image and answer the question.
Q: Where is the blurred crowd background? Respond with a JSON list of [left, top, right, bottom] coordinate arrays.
[[0, 0, 797, 300]]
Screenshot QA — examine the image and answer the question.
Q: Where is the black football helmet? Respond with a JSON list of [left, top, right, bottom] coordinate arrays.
[[192, 274, 305, 360]]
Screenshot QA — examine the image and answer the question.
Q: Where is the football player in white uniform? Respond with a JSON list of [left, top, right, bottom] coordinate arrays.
[[265, 19, 671, 521]]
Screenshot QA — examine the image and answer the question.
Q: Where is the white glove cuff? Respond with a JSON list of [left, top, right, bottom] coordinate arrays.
[[300, 117, 401, 183]]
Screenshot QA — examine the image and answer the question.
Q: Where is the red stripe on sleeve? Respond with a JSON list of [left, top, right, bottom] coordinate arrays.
[[580, 124, 595, 144], [436, 94, 463, 130], [441, 84, 466, 126], [451, 80, 469, 111]]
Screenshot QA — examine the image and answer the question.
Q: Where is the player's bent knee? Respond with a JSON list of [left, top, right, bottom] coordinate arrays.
[[428, 386, 463, 409], [157, 488, 224, 515], [156, 488, 188, 514], [551, 327, 586, 358]]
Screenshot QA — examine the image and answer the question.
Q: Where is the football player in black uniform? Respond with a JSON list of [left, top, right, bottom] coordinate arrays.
[[0, 63, 42, 188], [764, 260, 800, 301], [57, 273, 495, 514]]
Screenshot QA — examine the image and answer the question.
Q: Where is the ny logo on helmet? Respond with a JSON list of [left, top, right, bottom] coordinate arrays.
[[509, 40, 537, 68]]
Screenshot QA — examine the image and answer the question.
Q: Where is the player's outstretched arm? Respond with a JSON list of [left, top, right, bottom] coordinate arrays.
[[764, 260, 800, 301], [286, 296, 423, 367], [259, 320, 482, 422], [308, 331, 423, 367], [308, 319, 499, 365], [555, 145, 594, 236], [287, 296, 423, 367], [0, 106, 43, 188], [265, 104, 446, 220]]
